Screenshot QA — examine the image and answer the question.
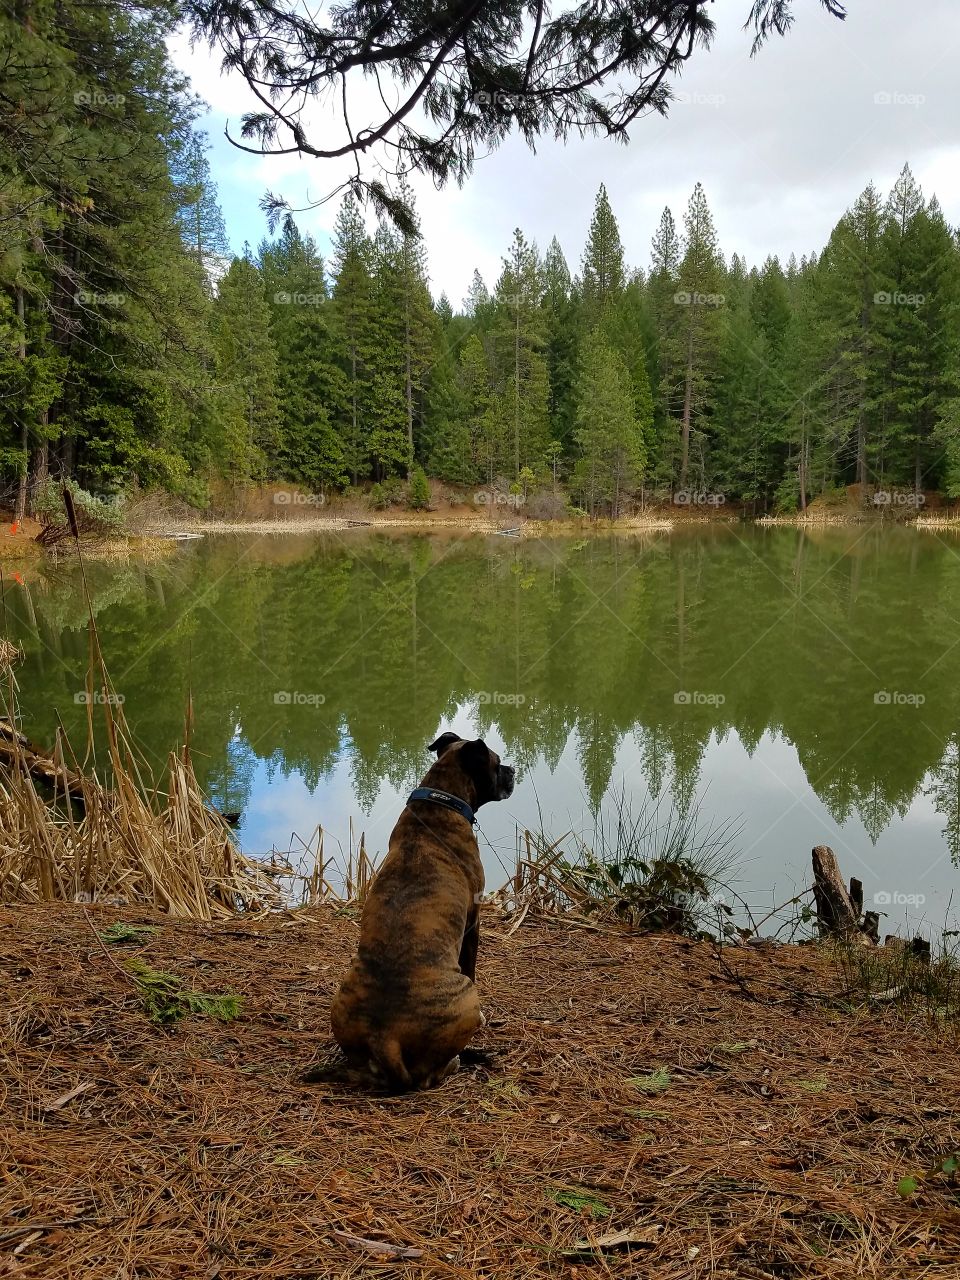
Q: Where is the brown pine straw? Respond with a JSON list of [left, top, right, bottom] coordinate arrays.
[[2, 902, 960, 1278]]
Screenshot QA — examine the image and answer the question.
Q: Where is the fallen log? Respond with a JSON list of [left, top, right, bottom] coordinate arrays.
[[0, 719, 85, 804]]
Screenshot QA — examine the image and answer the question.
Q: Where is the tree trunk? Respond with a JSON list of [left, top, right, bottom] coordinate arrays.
[[13, 285, 28, 522], [514, 303, 521, 478], [680, 317, 694, 489], [811, 845, 874, 943], [405, 290, 413, 474]]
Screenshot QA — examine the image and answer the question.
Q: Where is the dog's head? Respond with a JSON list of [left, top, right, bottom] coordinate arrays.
[[427, 732, 515, 809]]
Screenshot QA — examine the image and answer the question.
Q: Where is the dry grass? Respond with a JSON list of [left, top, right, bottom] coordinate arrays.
[[0, 738, 282, 916], [0, 637, 22, 669], [2, 902, 959, 1278]]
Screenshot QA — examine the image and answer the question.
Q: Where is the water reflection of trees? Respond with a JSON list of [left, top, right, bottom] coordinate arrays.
[[4, 527, 959, 858]]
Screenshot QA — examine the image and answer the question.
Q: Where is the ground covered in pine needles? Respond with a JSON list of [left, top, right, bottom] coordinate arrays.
[[3, 903, 959, 1279]]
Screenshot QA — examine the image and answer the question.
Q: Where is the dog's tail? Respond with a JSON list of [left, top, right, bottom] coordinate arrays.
[[370, 1036, 412, 1091]]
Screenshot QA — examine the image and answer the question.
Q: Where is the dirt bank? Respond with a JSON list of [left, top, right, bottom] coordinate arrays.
[[3, 903, 958, 1278]]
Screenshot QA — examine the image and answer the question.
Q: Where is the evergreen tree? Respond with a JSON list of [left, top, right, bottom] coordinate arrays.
[[674, 183, 725, 490], [259, 216, 347, 491], [573, 329, 643, 516], [210, 256, 281, 483], [493, 228, 549, 477], [580, 184, 626, 332], [331, 194, 374, 483], [171, 131, 231, 280]]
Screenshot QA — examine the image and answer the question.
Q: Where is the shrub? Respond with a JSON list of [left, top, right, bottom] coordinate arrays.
[[408, 466, 431, 510], [34, 479, 125, 548]]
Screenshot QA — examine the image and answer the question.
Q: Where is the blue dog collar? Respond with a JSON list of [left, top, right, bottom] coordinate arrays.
[[407, 787, 476, 826]]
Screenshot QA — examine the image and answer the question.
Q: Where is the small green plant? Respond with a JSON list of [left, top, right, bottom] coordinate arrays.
[[897, 1153, 959, 1200], [629, 1068, 672, 1093], [547, 1186, 611, 1219], [407, 465, 431, 510], [125, 958, 243, 1026], [98, 923, 157, 945]]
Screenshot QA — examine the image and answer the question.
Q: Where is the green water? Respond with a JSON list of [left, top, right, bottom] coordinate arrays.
[[4, 525, 960, 931]]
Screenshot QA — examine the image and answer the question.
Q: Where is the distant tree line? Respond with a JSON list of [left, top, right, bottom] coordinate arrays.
[[2, 2, 956, 517]]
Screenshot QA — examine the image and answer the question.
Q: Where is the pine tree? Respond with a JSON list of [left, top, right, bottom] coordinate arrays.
[[171, 131, 231, 281], [674, 183, 725, 490], [541, 237, 578, 453], [211, 256, 281, 483], [573, 329, 643, 517], [647, 207, 683, 487], [331, 194, 375, 483], [395, 180, 440, 470], [493, 229, 549, 477], [259, 216, 347, 491], [580, 184, 626, 332]]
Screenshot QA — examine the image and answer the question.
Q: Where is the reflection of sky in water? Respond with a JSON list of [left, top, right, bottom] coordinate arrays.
[[236, 701, 959, 937]]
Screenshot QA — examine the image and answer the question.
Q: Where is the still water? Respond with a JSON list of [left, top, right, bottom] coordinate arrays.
[[5, 526, 960, 933]]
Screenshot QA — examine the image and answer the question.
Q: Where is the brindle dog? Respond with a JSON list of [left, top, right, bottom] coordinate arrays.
[[325, 733, 515, 1091]]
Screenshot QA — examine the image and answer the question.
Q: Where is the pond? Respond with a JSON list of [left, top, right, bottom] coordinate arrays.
[[4, 525, 960, 935]]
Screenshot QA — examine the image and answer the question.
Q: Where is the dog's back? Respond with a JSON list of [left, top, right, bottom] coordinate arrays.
[[326, 734, 514, 1091]]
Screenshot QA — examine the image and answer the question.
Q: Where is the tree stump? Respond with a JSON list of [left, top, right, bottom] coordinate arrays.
[[812, 845, 875, 944]]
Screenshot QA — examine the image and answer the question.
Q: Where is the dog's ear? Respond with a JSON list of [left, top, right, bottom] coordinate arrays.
[[428, 731, 462, 757], [459, 737, 491, 773]]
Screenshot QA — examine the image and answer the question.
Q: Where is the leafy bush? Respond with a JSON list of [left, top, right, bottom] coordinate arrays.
[[408, 465, 431, 510], [34, 479, 125, 548]]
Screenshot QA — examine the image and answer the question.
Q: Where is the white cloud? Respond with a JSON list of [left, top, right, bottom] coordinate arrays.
[[169, 0, 960, 303]]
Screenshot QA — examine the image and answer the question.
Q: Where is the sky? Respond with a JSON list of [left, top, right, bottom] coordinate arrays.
[[167, 0, 960, 307]]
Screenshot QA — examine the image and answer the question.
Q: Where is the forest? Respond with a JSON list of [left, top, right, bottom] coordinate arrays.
[[3, 0, 960, 519]]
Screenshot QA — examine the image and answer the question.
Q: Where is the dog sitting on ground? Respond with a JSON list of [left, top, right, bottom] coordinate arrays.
[[320, 732, 514, 1091]]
